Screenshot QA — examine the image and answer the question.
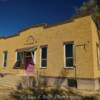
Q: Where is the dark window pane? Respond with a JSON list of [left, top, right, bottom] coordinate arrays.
[[68, 79, 77, 87], [32, 51, 34, 55], [3, 51, 8, 67], [17, 52, 21, 61], [4, 62, 7, 67], [66, 58, 73, 67], [41, 46, 47, 67], [4, 51, 7, 60], [65, 44, 73, 57], [41, 59, 47, 67], [16, 61, 21, 67], [25, 52, 31, 56], [17, 52, 23, 62], [42, 47, 47, 59], [16, 52, 23, 68]]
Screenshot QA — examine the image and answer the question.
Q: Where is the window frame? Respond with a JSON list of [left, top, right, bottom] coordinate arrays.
[[40, 46, 48, 68], [15, 51, 24, 69], [64, 42, 74, 68], [3, 51, 8, 67], [16, 52, 22, 68]]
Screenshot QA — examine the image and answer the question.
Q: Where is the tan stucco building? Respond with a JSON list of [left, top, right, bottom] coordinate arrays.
[[0, 15, 100, 90]]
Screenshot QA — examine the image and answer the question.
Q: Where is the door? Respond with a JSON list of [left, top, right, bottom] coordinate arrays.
[[24, 51, 34, 75]]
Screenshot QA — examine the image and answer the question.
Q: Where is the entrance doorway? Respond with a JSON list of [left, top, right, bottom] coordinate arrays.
[[24, 51, 35, 75], [15, 50, 35, 76]]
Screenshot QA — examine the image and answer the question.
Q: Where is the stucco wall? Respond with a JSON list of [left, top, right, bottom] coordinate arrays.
[[91, 17, 100, 78], [0, 15, 94, 79]]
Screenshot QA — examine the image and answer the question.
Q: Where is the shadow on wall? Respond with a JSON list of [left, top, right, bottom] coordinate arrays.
[[54, 68, 71, 89], [38, 67, 70, 89]]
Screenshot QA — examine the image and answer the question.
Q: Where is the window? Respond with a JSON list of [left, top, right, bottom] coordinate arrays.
[[64, 43, 74, 68], [3, 51, 8, 67], [68, 79, 77, 88], [41, 46, 47, 68], [96, 44, 100, 69], [15, 52, 24, 68]]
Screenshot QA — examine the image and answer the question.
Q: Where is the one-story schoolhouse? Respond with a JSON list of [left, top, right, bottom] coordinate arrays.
[[0, 15, 100, 90]]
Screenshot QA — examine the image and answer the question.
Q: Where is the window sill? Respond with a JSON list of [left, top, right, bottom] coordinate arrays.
[[40, 67, 47, 69], [64, 66, 74, 69]]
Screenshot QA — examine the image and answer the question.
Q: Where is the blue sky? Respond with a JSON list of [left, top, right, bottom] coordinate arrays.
[[0, 0, 84, 36]]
